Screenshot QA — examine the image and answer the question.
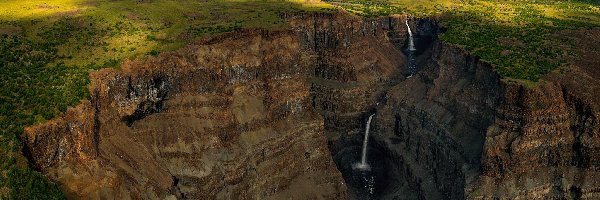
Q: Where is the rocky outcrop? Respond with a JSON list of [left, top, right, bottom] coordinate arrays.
[[476, 28, 600, 199], [477, 81, 600, 199]]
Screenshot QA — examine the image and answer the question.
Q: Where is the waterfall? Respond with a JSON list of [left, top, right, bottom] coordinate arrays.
[[405, 18, 417, 76], [355, 114, 375, 171], [405, 19, 416, 51]]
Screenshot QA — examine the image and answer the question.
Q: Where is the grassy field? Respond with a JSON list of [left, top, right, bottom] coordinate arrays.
[[0, 0, 333, 198], [325, 0, 600, 81], [1, 0, 599, 198]]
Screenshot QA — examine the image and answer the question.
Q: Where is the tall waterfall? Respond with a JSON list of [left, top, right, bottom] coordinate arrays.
[[355, 114, 375, 171], [405, 19, 416, 51], [405, 18, 417, 76]]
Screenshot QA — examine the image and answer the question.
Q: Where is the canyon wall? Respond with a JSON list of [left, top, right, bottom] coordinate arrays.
[[477, 80, 600, 199], [367, 22, 600, 199], [23, 12, 410, 199], [23, 11, 600, 199], [476, 28, 600, 198], [370, 38, 504, 199]]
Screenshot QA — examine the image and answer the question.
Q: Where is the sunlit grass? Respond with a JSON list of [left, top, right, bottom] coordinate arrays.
[[290, 0, 336, 8], [0, 0, 335, 67], [0, 0, 89, 20]]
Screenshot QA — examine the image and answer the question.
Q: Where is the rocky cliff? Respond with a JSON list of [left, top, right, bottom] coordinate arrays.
[[476, 28, 600, 199], [371, 40, 503, 199], [24, 22, 347, 200], [23, 12, 409, 199], [366, 22, 600, 199], [23, 11, 600, 200]]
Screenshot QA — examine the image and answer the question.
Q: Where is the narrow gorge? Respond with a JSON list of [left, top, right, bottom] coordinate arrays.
[[23, 11, 600, 199]]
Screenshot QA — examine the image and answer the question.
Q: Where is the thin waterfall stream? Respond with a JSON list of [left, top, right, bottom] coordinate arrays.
[[354, 114, 375, 171], [331, 17, 438, 200], [405, 18, 417, 77], [406, 19, 416, 51]]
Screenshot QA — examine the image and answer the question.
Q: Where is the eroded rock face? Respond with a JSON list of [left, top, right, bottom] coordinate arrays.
[[26, 30, 347, 199], [371, 41, 503, 199], [476, 28, 600, 199], [23, 11, 600, 200], [366, 24, 600, 199], [23, 12, 409, 199], [478, 82, 600, 199]]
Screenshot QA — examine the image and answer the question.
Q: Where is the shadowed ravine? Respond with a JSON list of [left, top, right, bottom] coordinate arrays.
[[23, 11, 600, 200]]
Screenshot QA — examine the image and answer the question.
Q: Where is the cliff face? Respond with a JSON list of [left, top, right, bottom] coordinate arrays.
[[371, 41, 503, 199], [368, 23, 600, 199], [479, 81, 600, 199], [23, 12, 409, 199], [25, 25, 336, 200], [477, 28, 600, 199], [23, 11, 600, 200]]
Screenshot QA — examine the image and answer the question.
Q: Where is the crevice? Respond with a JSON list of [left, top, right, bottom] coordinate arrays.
[[562, 85, 596, 168], [171, 176, 185, 199], [121, 76, 168, 127], [323, 16, 483, 199], [569, 185, 582, 200], [92, 88, 100, 158]]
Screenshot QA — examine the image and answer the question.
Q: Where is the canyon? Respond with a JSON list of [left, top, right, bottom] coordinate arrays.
[[23, 11, 600, 199]]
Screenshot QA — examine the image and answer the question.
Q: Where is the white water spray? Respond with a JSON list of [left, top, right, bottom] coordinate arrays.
[[405, 19, 416, 51], [405, 18, 417, 77], [355, 114, 375, 171]]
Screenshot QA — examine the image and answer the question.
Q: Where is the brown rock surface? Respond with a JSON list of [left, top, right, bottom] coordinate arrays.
[[476, 28, 600, 199], [23, 12, 411, 199], [372, 41, 503, 199], [23, 10, 600, 199], [25, 25, 342, 200], [368, 25, 600, 199]]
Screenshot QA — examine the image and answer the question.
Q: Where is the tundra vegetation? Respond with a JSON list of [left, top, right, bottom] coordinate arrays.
[[0, 0, 599, 198]]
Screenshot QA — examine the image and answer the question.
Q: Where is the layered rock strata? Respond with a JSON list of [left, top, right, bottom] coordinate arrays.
[[476, 28, 600, 199], [368, 24, 600, 199], [23, 10, 600, 200], [24, 12, 410, 199]]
